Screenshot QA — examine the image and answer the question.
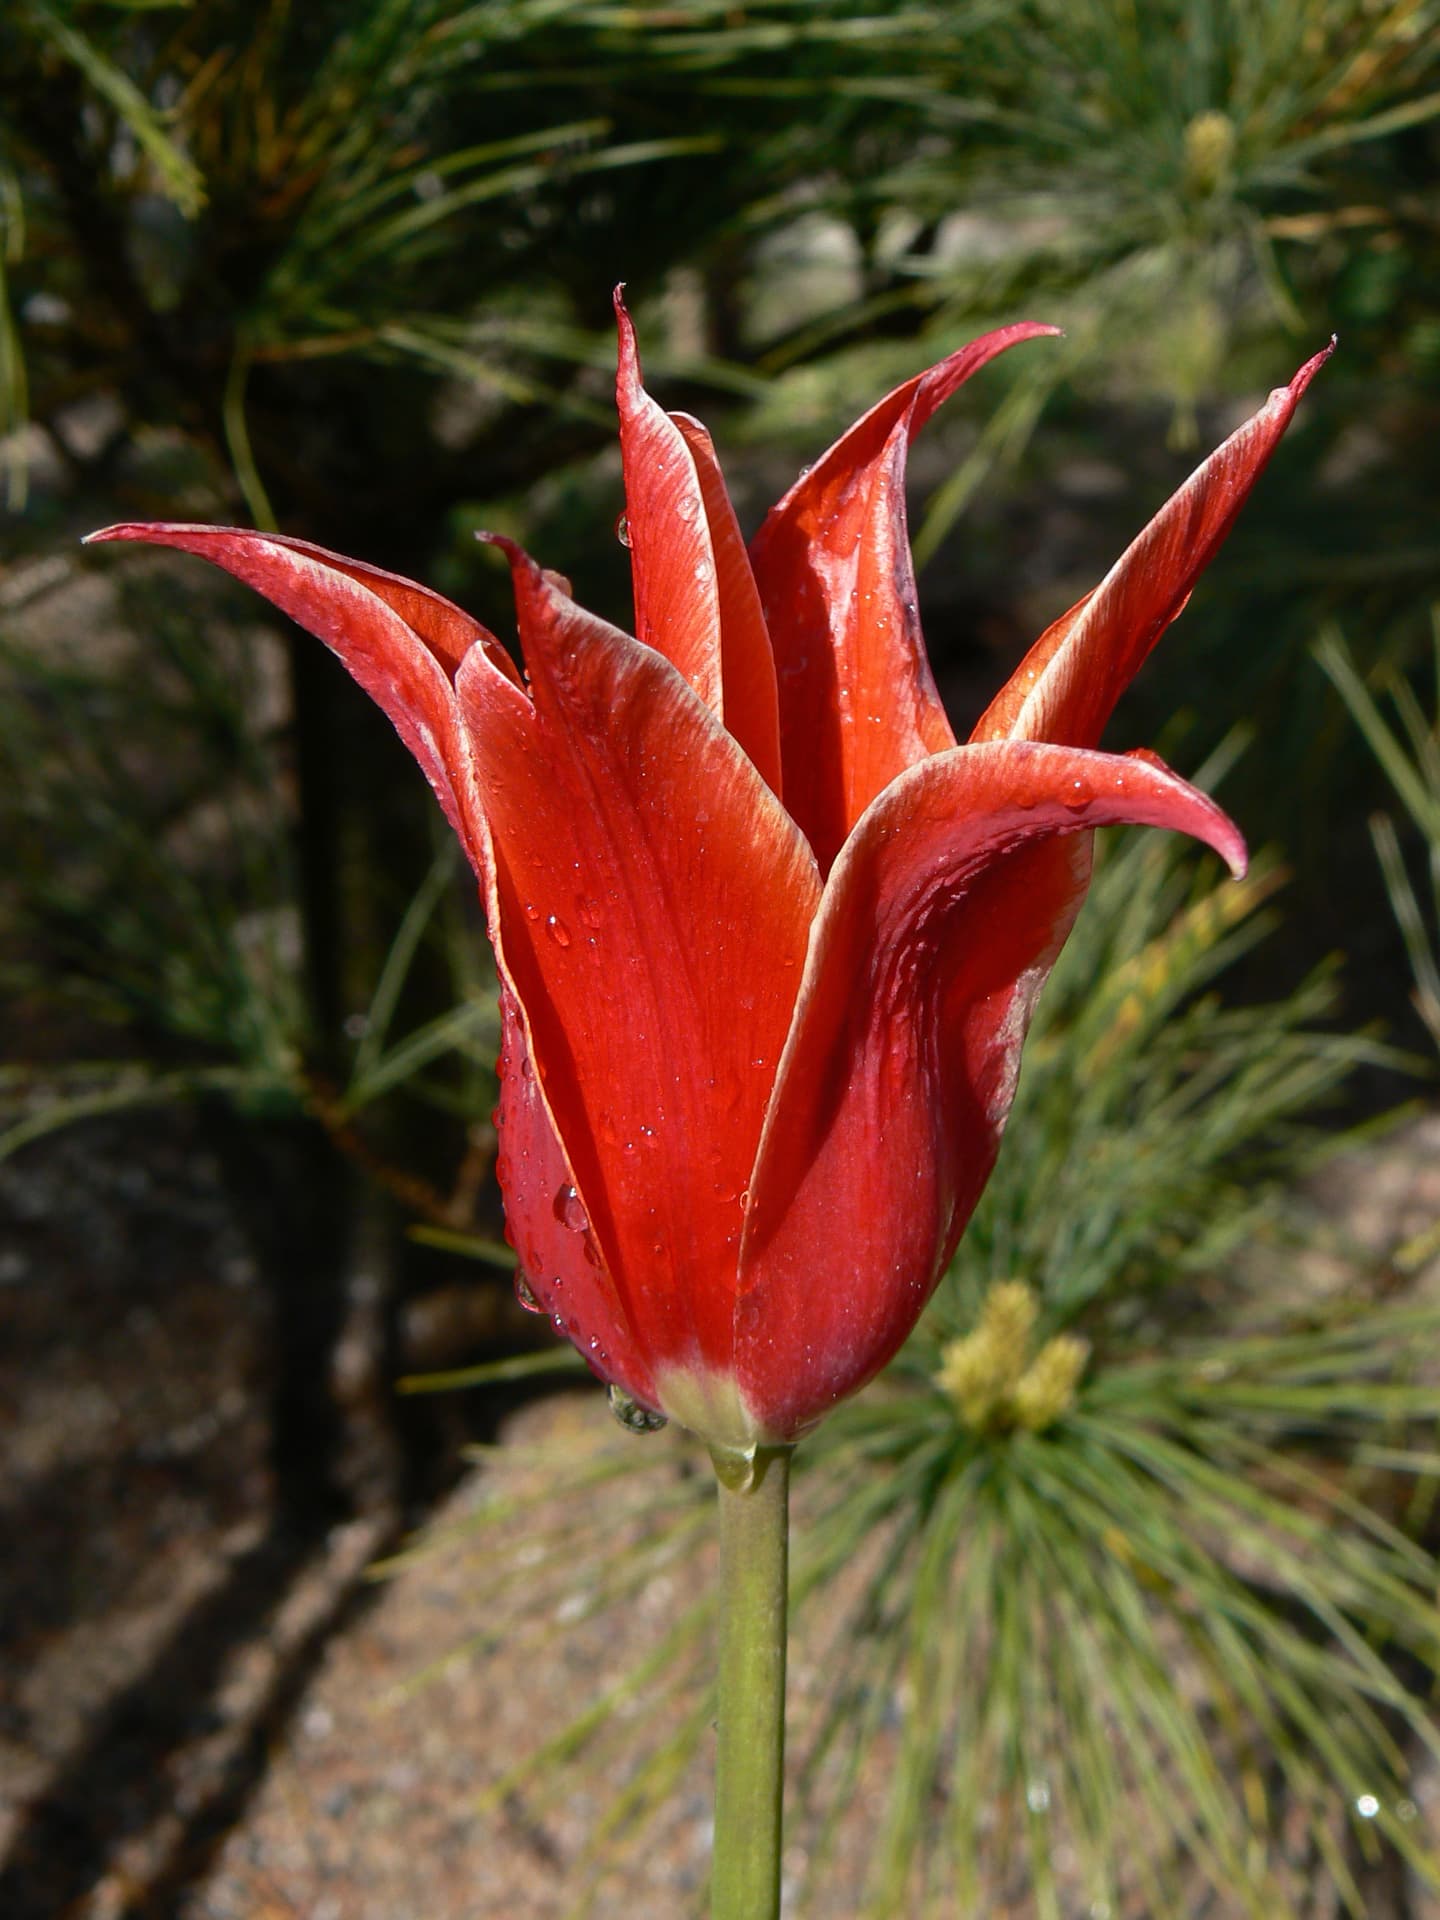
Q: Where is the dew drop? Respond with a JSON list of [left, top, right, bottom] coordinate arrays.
[[677, 492, 700, 523], [607, 1383, 668, 1434], [514, 1273, 543, 1313], [523, 901, 541, 922], [552, 1183, 589, 1233], [614, 512, 632, 547], [546, 913, 572, 948], [577, 896, 603, 930]]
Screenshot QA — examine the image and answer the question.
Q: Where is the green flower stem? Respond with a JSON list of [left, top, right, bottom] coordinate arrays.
[[710, 1442, 792, 1920]]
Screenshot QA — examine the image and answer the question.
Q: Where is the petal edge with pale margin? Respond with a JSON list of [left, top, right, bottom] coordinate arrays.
[[83, 521, 495, 865], [672, 411, 783, 796], [495, 985, 660, 1410], [748, 323, 1062, 870], [970, 340, 1335, 748], [613, 293, 723, 713]]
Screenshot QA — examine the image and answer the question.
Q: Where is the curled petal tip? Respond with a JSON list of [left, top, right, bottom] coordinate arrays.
[[476, 529, 545, 597], [1209, 818, 1249, 880], [474, 528, 525, 566], [1121, 746, 1247, 876], [1289, 334, 1338, 400]]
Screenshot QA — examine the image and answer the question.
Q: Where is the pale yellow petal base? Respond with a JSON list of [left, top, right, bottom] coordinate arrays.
[[654, 1363, 771, 1459]]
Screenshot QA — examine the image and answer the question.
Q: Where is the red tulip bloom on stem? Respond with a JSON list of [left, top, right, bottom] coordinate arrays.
[[87, 303, 1330, 1458]]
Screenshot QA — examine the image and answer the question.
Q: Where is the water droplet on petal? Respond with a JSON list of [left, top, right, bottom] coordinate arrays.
[[607, 1384, 668, 1435], [546, 913, 572, 948], [514, 1274, 542, 1313], [552, 1183, 589, 1233], [677, 492, 700, 523], [577, 896, 603, 930], [614, 512, 632, 547], [523, 901, 541, 922]]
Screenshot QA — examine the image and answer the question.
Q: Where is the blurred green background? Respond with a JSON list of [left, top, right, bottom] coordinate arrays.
[[2, 4, 1440, 1916]]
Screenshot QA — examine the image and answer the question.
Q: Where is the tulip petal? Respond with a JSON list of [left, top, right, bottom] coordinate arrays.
[[614, 294, 724, 713], [970, 339, 1335, 747], [82, 522, 500, 864], [671, 410, 784, 797], [748, 322, 1062, 870], [736, 740, 1245, 1440], [458, 539, 820, 1384], [494, 984, 661, 1410]]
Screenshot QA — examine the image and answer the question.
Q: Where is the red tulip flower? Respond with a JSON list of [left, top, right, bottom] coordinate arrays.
[[87, 303, 1329, 1457]]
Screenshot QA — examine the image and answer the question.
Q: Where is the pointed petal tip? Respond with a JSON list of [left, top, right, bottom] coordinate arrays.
[[84, 522, 167, 546], [1122, 747, 1247, 876], [1211, 818, 1249, 880], [474, 528, 529, 570], [985, 320, 1064, 350], [1286, 334, 1338, 404], [613, 292, 641, 399]]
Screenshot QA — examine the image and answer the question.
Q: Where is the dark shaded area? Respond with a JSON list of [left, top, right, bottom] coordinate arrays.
[[0, 1522, 375, 1920], [0, 1104, 549, 1917]]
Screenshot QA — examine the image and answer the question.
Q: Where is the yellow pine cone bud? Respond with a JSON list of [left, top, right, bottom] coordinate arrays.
[[935, 1329, 1005, 1430], [1012, 1334, 1090, 1432], [976, 1279, 1038, 1380], [1183, 110, 1236, 197], [937, 1282, 1087, 1434]]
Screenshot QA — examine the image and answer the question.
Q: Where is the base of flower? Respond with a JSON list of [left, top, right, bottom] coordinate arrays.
[[654, 1362, 771, 1455]]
